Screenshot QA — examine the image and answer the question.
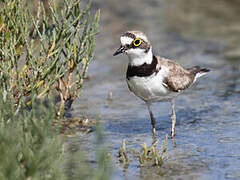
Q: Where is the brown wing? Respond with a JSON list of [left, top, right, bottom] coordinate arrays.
[[158, 57, 195, 92]]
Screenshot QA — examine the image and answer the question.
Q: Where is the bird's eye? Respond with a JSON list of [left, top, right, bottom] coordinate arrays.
[[133, 38, 142, 47]]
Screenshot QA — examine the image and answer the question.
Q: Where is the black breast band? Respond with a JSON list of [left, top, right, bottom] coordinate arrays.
[[126, 55, 159, 80]]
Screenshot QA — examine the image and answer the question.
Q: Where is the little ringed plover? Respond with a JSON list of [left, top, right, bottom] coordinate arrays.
[[113, 31, 210, 138]]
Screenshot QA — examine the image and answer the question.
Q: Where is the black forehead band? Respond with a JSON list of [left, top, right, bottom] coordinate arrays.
[[122, 34, 147, 45], [123, 32, 136, 40], [121, 32, 149, 52]]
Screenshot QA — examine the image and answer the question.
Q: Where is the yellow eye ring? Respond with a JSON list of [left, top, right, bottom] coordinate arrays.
[[133, 38, 142, 47]]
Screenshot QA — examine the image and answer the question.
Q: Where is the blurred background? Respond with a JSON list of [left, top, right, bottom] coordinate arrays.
[[70, 0, 240, 179]]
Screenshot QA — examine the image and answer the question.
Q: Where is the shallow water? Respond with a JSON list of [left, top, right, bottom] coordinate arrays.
[[71, 0, 240, 179]]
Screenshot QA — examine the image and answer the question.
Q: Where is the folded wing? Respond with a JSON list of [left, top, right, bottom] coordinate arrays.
[[158, 57, 209, 92]]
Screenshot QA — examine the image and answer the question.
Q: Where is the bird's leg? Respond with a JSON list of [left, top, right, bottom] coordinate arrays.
[[147, 103, 156, 137], [170, 100, 176, 138]]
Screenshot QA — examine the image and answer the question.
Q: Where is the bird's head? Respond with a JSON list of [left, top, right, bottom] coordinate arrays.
[[113, 31, 152, 63]]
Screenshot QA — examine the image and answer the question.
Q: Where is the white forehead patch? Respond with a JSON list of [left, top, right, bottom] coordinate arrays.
[[120, 36, 133, 46]]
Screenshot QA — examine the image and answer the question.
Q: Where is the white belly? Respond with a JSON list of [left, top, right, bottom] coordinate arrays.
[[127, 73, 179, 103]]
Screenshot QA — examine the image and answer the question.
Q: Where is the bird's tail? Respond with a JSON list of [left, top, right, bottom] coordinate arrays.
[[188, 66, 210, 82]]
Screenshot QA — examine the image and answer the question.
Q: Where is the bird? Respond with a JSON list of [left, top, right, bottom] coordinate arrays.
[[113, 31, 210, 138]]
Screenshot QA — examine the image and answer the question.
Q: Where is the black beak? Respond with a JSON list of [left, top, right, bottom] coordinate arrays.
[[113, 46, 125, 56]]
